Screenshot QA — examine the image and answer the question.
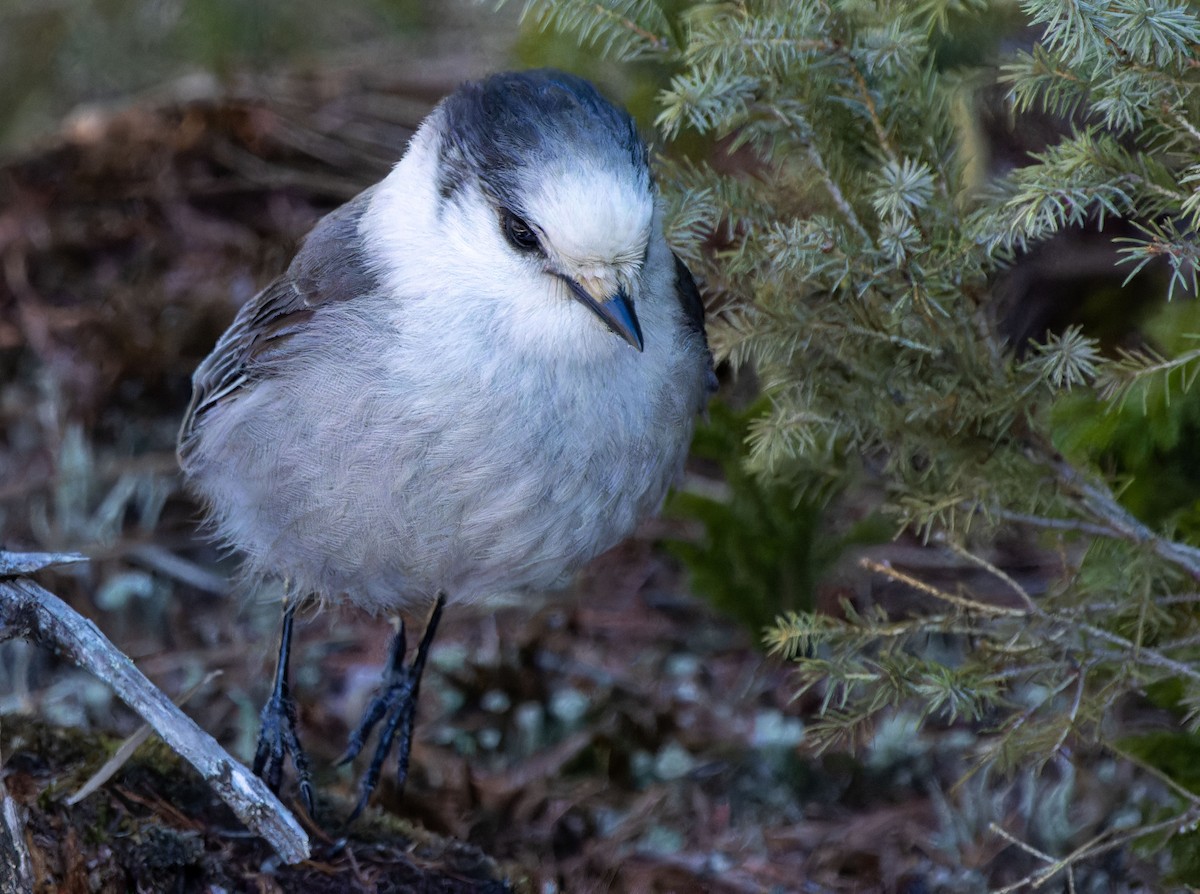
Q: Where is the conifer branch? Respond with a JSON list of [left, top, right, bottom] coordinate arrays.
[[530, 0, 1200, 881], [769, 106, 872, 242], [1050, 456, 1200, 580]]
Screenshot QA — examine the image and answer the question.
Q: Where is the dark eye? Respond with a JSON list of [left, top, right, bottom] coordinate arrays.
[[501, 209, 541, 253]]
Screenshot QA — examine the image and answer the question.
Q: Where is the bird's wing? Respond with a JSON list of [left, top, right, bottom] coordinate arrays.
[[177, 186, 379, 463], [672, 253, 719, 401]]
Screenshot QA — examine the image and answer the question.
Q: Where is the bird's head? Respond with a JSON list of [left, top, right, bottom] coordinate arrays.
[[365, 70, 660, 358]]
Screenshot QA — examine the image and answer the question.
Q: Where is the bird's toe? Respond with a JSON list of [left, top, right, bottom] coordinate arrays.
[[253, 693, 314, 816]]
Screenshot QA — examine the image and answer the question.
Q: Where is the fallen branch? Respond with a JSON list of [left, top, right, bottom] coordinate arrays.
[[0, 550, 309, 864], [67, 669, 223, 805], [0, 772, 33, 894]]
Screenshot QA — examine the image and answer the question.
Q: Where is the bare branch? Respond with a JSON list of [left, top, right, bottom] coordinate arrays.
[[1051, 456, 1200, 579], [0, 553, 309, 863], [0, 776, 33, 894], [859, 558, 1029, 617]]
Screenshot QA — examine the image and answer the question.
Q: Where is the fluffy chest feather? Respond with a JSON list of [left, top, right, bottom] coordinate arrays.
[[189, 283, 701, 612]]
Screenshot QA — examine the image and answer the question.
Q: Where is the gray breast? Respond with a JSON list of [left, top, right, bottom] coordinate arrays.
[[186, 287, 700, 614]]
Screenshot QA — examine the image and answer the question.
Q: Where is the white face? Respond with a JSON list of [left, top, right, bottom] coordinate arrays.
[[523, 163, 654, 305], [365, 117, 659, 362]]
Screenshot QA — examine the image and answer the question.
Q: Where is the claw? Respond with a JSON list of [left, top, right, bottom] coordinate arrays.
[[252, 603, 315, 817], [341, 594, 445, 823]]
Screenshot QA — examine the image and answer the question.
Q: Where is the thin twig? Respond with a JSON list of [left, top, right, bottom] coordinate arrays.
[[1156, 632, 1200, 652], [1049, 667, 1086, 756], [988, 821, 1057, 868], [769, 106, 872, 242], [844, 56, 896, 163], [998, 510, 1115, 540], [938, 537, 1038, 612], [992, 806, 1200, 893], [1051, 457, 1200, 579], [1073, 592, 1200, 612], [805, 143, 871, 241], [1110, 741, 1200, 809], [860, 558, 1028, 617], [1083, 623, 1200, 684], [591, 1, 669, 49]]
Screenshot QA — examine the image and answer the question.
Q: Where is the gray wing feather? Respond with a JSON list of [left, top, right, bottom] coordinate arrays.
[[178, 186, 379, 463]]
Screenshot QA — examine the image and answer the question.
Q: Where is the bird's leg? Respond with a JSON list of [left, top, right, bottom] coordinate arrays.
[[252, 600, 315, 816], [339, 593, 446, 823]]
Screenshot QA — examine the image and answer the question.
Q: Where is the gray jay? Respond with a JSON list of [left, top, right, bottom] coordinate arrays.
[[178, 69, 715, 819]]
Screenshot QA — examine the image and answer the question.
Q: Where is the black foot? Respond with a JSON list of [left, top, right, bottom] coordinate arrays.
[[252, 603, 315, 816], [338, 594, 445, 823]]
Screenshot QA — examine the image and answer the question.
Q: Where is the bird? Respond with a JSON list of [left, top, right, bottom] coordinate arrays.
[[177, 68, 716, 821]]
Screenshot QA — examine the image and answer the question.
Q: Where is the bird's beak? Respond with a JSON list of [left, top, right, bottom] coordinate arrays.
[[560, 275, 644, 352]]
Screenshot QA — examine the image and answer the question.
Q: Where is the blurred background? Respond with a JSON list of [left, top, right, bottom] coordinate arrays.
[[0, 0, 503, 148]]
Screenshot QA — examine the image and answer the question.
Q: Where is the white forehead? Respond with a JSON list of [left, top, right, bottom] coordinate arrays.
[[525, 164, 654, 266]]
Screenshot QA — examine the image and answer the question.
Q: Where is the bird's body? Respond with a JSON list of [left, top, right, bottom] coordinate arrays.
[[180, 195, 705, 614], [178, 69, 714, 814]]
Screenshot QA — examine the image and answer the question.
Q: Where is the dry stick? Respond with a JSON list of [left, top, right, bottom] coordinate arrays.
[[991, 805, 1200, 894], [0, 772, 33, 894], [858, 557, 1028, 618], [872, 535, 1200, 684], [938, 537, 1039, 613], [0, 553, 309, 864], [68, 669, 223, 805]]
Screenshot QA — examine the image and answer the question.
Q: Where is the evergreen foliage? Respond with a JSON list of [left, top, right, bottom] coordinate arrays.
[[500, 0, 1200, 883], [664, 400, 827, 634], [663, 400, 891, 635]]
